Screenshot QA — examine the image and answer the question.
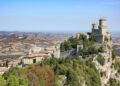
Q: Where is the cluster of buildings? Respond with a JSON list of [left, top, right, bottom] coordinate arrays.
[[0, 57, 22, 74], [0, 44, 60, 74], [22, 44, 60, 65]]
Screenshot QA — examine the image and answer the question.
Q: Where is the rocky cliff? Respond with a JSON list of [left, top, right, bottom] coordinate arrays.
[[91, 41, 120, 86]]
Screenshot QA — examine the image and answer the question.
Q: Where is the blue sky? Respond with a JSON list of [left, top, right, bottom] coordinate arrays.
[[0, 0, 120, 32]]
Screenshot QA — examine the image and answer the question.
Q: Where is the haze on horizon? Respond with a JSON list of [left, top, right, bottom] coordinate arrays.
[[0, 0, 120, 33]]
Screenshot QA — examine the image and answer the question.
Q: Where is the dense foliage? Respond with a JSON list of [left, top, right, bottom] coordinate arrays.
[[97, 54, 105, 66], [0, 75, 5, 86], [60, 36, 80, 52], [60, 35, 98, 55], [1, 57, 101, 86]]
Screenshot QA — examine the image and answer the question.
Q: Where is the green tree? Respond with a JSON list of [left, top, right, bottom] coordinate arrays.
[[85, 60, 101, 86], [64, 41, 71, 51], [55, 79, 63, 86], [60, 43, 65, 52], [66, 70, 80, 86], [7, 74, 28, 86], [0, 75, 5, 86]]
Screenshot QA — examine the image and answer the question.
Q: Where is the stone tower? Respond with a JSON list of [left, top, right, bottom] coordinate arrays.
[[91, 18, 111, 43], [98, 18, 108, 36], [92, 23, 97, 30], [92, 23, 98, 34]]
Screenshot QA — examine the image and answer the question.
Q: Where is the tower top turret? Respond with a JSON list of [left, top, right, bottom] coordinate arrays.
[[92, 23, 97, 29], [99, 17, 107, 21], [99, 17, 107, 29]]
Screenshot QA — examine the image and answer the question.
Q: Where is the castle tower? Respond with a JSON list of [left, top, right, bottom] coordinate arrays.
[[98, 18, 108, 36], [91, 18, 111, 43], [92, 23, 97, 29], [92, 23, 97, 33]]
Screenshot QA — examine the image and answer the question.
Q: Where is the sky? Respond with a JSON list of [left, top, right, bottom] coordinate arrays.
[[0, 0, 120, 33]]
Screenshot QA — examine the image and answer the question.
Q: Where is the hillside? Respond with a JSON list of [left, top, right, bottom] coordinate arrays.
[[0, 33, 120, 86]]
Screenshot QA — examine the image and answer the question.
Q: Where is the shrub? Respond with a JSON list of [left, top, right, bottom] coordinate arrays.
[[109, 78, 120, 86], [112, 50, 116, 60], [98, 46, 104, 52], [85, 60, 101, 86], [114, 58, 120, 74], [97, 54, 105, 65], [0, 75, 6, 86]]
